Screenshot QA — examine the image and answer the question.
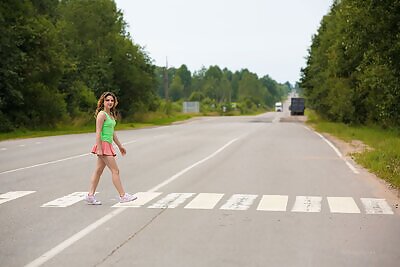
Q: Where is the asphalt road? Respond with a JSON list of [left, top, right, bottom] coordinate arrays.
[[1, 104, 399, 267]]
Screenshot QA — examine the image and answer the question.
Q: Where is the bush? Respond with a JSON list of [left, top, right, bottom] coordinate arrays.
[[0, 111, 14, 132]]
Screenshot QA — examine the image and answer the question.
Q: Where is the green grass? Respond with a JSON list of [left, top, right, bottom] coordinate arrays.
[[306, 110, 400, 189], [0, 113, 196, 141], [0, 125, 96, 141]]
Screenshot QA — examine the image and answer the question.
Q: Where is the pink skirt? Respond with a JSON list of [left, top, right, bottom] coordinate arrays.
[[91, 141, 116, 157]]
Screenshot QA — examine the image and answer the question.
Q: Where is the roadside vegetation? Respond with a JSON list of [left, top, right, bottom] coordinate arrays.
[[300, 0, 400, 190], [0, 0, 290, 137], [0, 98, 268, 141], [300, 0, 400, 129], [0, 112, 189, 141], [306, 110, 400, 190]]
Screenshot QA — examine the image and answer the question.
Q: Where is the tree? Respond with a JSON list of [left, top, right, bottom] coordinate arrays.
[[0, 0, 67, 130], [175, 64, 191, 99], [169, 75, 184, 101], [301, 0, 400, 127]]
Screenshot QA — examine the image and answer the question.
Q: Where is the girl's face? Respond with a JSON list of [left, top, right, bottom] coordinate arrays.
[[104, 95, 115, 109]]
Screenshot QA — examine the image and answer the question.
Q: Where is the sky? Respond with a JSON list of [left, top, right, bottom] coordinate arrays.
[[114, 0, 333, 84]]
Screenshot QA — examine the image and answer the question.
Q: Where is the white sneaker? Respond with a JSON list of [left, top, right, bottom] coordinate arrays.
[[119, 193, 137, 203], [86, 194, 102, 205]]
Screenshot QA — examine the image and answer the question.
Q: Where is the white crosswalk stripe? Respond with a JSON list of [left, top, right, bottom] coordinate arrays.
[[148, 193, 195, 209], [2, 190, 394, 215], [184, 193, 224, 210], [291, 196, 322, 213], [41, 192, 88, 207], [361, 198, 394, 215], [257, 195, 288, 211], [0, 191, 36, 205], [327, 197, 360, 213], [112, 192, 162, 208], [220, 194, 258, 210]]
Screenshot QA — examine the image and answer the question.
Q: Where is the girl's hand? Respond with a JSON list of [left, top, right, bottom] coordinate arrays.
[[119, 146, 126, 156], [96, 147, 103, 156]]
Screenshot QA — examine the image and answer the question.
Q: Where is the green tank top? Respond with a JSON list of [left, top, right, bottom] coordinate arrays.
[[100, 111, 116, 143]]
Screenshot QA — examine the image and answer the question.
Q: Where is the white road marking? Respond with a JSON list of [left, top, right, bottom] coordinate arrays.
[[345, 161, 359, 174], [1, 148, 7, 151], [122, 140, 138, 145], [327, 197, 360, 213], [303, 126, 359, 174], [220, 194, 258, 210], [0, 139, 139, 176], [361, 198, 394, 215], [292, 196, 322, 212], [148, 193, 195, 209], [0, 153, 89, 175], [24, 208, 127, 267], [0, 191, 36, 205], [314, 131, 343, 157], [184, 193, 224, 209], [41, 192, 88, 207], [148, 138, 239, 192], [24, 137, 240, 267], [112, 192, 162, 208], [257, 195, 288, 211]]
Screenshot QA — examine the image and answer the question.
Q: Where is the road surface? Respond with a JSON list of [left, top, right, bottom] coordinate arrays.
[[1, 104, 399, 267]]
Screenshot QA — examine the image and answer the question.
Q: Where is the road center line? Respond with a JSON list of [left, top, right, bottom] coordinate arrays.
[[148, 138, 239, 192], [24, 137, 239, 267]]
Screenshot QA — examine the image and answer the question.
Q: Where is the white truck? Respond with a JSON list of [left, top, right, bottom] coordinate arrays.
[[275, 102, 283, 112]]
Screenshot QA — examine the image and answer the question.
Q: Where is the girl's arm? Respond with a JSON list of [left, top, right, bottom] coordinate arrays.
[[113, 132, 126, 156], [95, 112, 106, 155]]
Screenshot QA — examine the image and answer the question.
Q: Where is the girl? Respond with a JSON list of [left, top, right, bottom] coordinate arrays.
[[86, 92, 137, 205]]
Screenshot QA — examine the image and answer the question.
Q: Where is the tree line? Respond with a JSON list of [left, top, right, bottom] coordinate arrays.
[[155, 65, 290, 113], [300, 0, 400, 128], [0, 0, 289, 132]]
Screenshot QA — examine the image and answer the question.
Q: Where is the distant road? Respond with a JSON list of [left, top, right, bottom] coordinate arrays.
[[1, 107, 399, 267]]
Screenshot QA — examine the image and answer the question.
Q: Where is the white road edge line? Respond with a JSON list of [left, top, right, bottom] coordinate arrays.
[[24, 137, 239, 267], [303, 126, 359, 174], [0, 140, 138, 176]]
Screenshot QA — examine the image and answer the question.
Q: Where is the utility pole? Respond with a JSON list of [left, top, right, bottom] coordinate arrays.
[[163, 57, 169, 101]]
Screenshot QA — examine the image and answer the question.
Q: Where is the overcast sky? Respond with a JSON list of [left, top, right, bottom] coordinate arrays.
[[114, 0, 333, 84]]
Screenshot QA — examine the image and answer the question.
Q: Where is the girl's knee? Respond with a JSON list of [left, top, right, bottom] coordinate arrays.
[[111, 168, 120, 175]]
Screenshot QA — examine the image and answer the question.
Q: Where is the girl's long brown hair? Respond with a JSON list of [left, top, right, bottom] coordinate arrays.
[[94, 92, 119, 119]]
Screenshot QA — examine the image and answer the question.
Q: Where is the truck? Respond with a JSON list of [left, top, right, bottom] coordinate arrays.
[[289, 97, 305, 115], [275, 102, 283, 112]]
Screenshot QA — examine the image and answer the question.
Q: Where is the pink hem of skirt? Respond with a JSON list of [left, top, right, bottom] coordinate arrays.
[[91, 141, 116, 157]]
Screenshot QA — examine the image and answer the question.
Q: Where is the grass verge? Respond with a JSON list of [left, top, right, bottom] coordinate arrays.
[[0, 113, 196, 141], [306, 110, 400, 189]]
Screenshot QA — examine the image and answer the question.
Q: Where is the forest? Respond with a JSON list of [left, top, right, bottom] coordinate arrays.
[[300, 0, 400, 128], [0, 0, 290, 132]]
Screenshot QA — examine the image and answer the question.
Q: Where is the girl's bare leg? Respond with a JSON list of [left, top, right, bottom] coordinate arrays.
[[88, 157, 106, 195], [100, 156, 125, 196]]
